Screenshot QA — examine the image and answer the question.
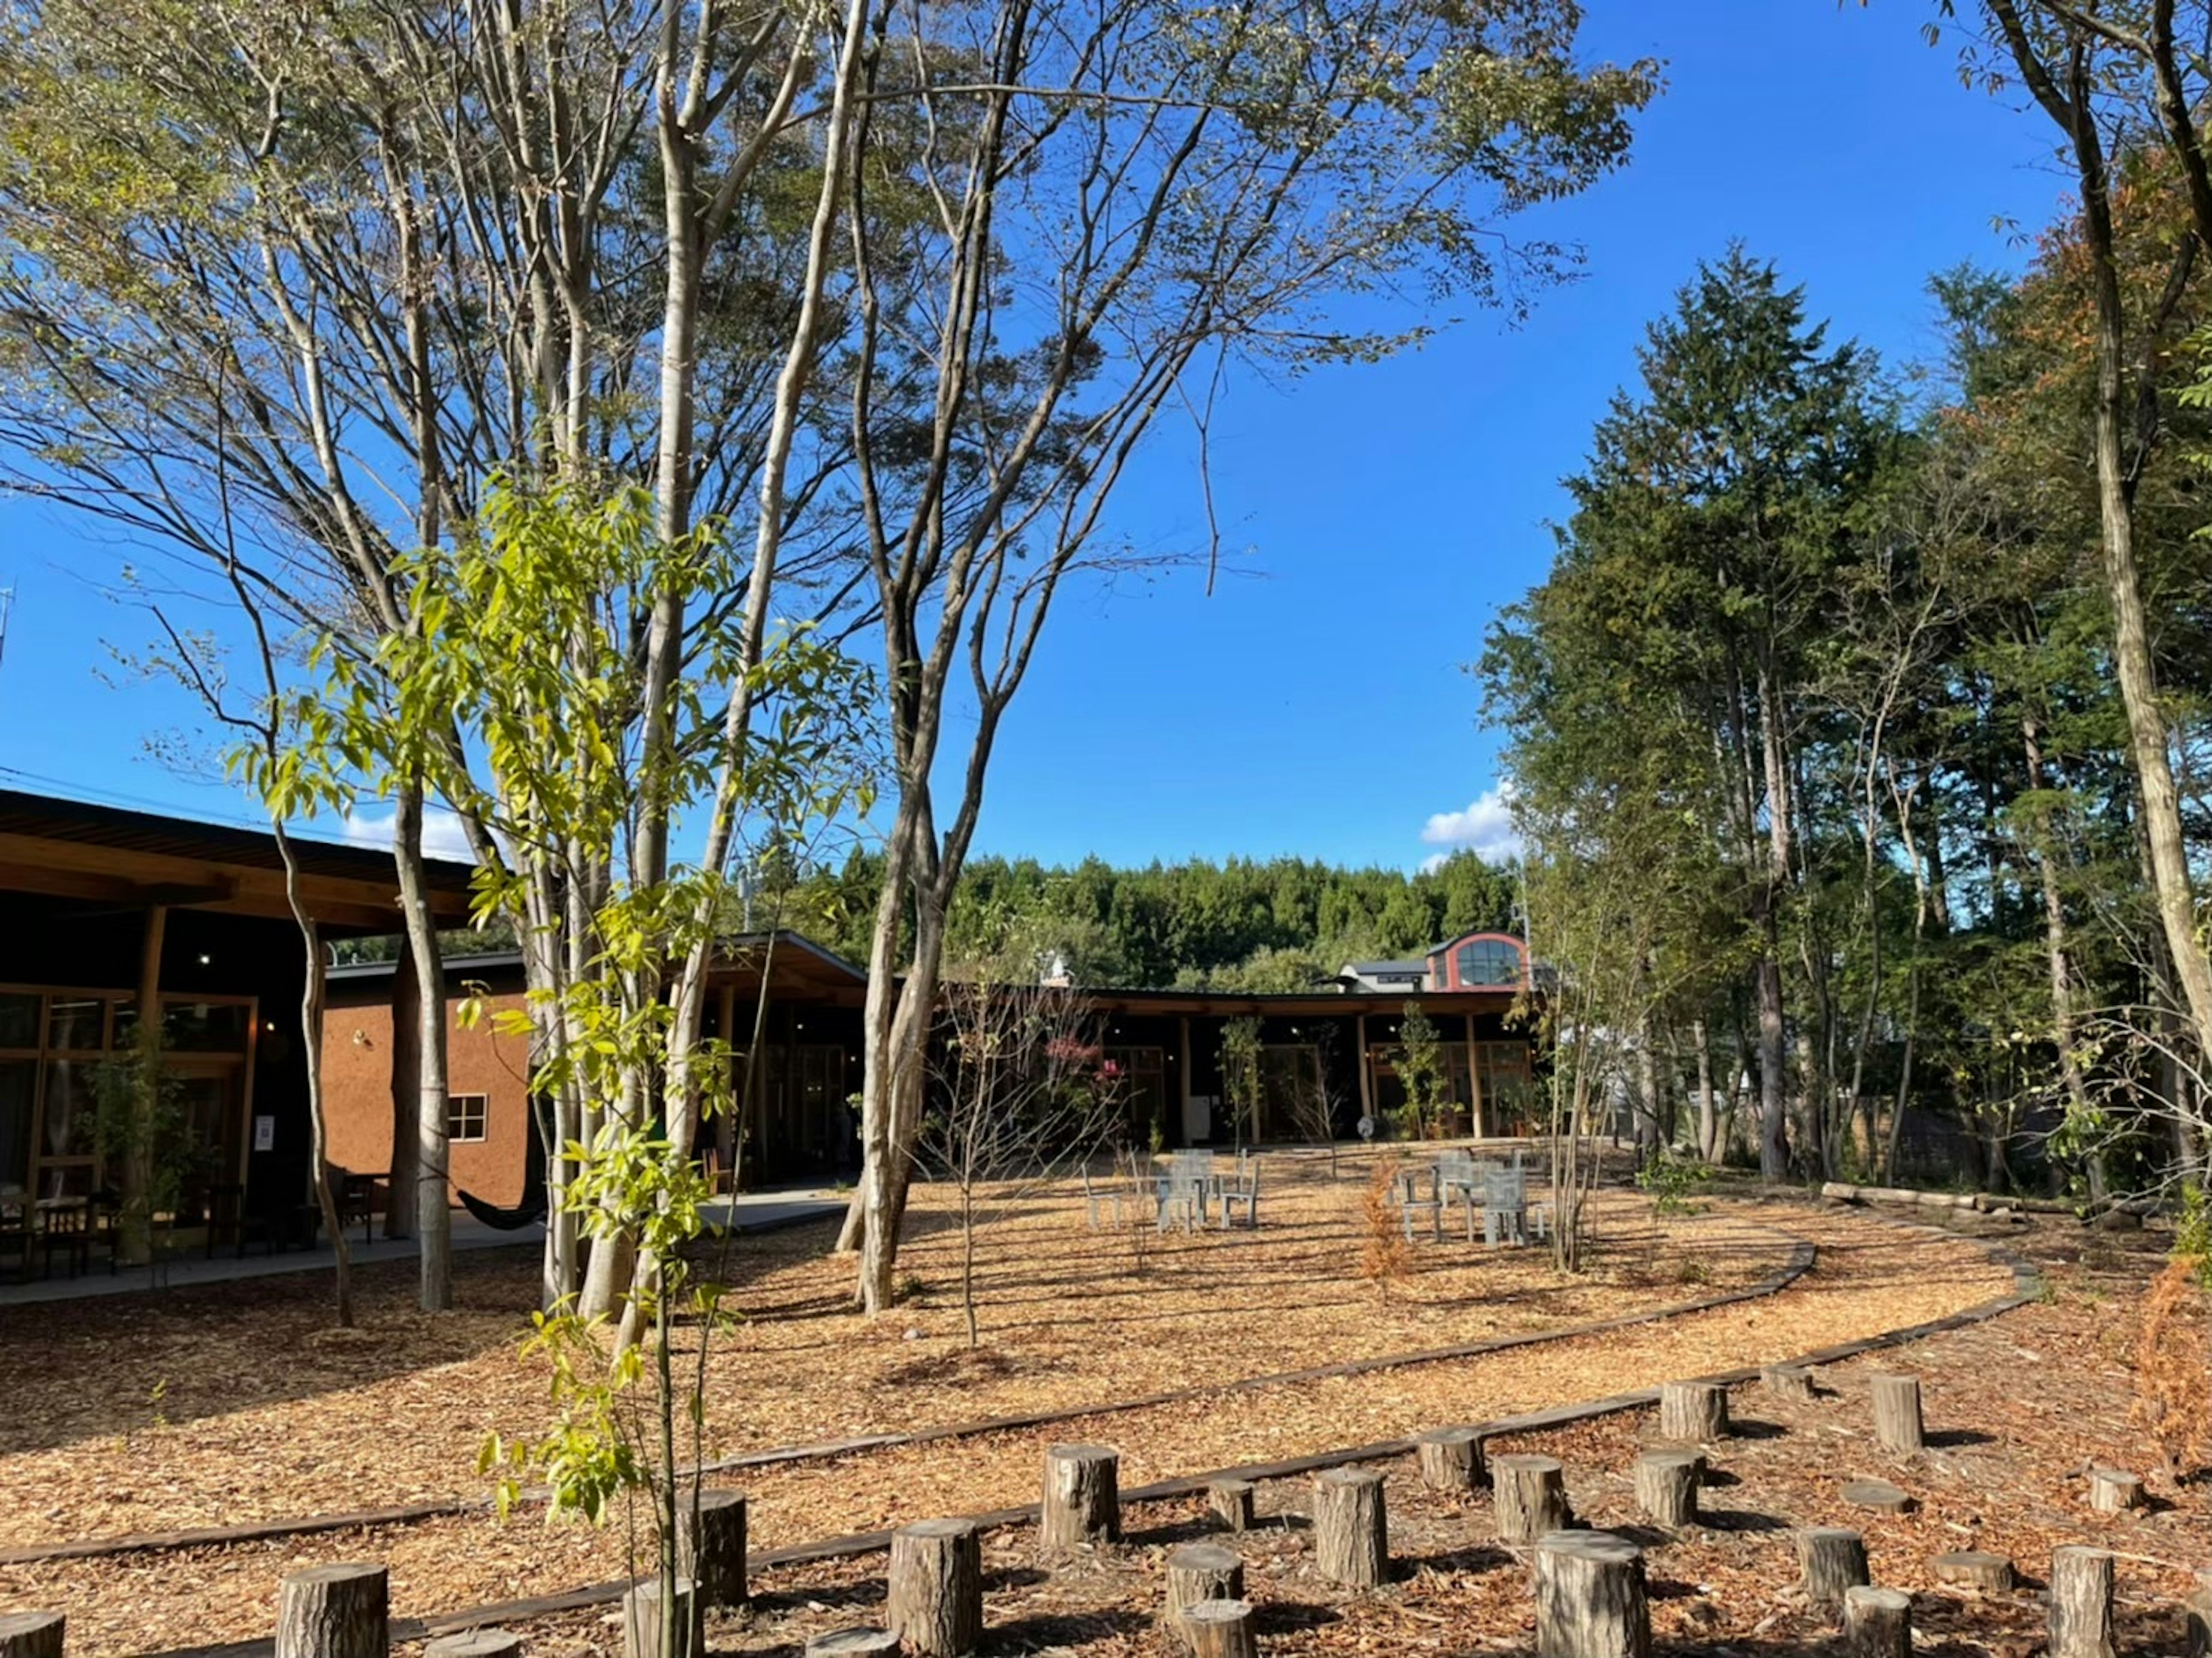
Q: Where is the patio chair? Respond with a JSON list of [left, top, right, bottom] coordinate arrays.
[[1219, 1158, 1260, 1229], [1081, 1164, 1125, 1230], [1398, 1164, 1444, 1242], [0, 1186, 29, 1283], [38, 1197, 93, 1278], [1482, 1165, 1528, 1247]]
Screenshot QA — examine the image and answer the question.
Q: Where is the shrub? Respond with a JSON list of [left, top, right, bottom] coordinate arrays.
[[1635, 1150, 1715, 1217], [1359, 1156, 1411, 1295]]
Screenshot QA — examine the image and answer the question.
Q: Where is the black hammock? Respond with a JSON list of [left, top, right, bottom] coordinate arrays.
[[458, 1187, 547, 1231]]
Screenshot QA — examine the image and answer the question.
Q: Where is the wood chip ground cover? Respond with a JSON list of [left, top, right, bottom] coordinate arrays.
[[0, 1175, 2054, 1655]]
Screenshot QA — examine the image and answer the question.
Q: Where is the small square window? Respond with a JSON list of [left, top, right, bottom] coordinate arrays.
[[446, 1093, 488, 1144]]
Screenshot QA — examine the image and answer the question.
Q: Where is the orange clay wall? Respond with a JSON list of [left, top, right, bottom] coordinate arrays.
[[321, 989, 534, 1208]]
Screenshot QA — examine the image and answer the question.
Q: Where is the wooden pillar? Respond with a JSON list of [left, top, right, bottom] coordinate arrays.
[[1356, 1012, 1373, 1122], [1179, 1016, 1194, 1142], [715, 980, 738, 1188], [118, 903, 168, 1264], [1464, 1015, 1484, 1140]]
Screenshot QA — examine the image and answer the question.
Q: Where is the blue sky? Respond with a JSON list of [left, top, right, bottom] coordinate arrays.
[[0, 2, 2065, 872]]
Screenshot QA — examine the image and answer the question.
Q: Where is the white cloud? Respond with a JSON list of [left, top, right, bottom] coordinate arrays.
[[1419, 782, 1521, 866], [340, 803, 476, 864]]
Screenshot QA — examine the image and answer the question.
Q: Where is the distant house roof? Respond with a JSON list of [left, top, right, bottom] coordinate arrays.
[[1348, 960, 1427, 978]]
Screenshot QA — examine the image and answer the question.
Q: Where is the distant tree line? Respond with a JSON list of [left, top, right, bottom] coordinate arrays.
[[767, 848, 1519, 991]]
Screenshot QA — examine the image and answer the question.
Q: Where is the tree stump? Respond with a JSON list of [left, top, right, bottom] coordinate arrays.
[[1842, 1586, 1911, 1658], [1796, 1527, 1870, 1608], [621, 1577, 700, 1658], [1633, 1450, 1699, 1529], [1870, 1375, 1924, 1455], [1931, 1550, 2013, 1593], [1840, 1479, 1913, 1514], [1658, 1380, 1729, 1443], [0, 1614, 64, 1658], [1533, 1530, 1650, 1658], [680, 1489, 749, 1607], [1041, 1444, 1121, 1550], [2086, 1469, 2144, 1513], [1162, 1543, 1245, 1647], [804, 1632, 900, 1658], [889, 1519, 983, 1658], [425, 1635, 524, 1658], [1415, 1426, 1487, 1494], [2048, 1546, 2116, 1658], [1181, 1601, 1257, 1658], [2182, 1568, 2212, 1658], [1493, 1452, 1571, 1544], [1208, 1478, 1256, 1532], [1312, 1466, 1388, 1588], [1763, 1364, 1816, 1403], [276, 1564, 389, 1658]]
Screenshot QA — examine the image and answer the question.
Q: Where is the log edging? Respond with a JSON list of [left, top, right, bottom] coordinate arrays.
[[135, 1204, 2044, 1658], [3, 1226, 1816, 1569]]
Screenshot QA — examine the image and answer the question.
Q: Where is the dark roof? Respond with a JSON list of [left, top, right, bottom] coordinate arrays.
[[1348, 960, 1428, 977], [0, 787, 475, 888], [0, 785, 476, 931], [327, 930, 867, 991]]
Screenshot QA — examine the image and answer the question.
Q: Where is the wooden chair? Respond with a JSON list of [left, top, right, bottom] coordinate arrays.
[[1397, 1165, 1444, 1242], [1218, 1157, 1260, 1229], [0, 1186, 31, 1283], [38, 1197, 93, 1278], [1080, 1165, 1125, 1229]]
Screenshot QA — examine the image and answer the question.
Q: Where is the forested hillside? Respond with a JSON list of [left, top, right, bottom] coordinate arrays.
[[774, 849, 1518, 990]]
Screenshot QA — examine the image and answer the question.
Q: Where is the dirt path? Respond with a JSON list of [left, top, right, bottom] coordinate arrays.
[[0, 1202, 2015, 1656]]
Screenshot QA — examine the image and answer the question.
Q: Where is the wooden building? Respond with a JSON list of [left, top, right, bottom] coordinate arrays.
[[318, 928, 1540, 1196], [0, 788, 472, 1246]]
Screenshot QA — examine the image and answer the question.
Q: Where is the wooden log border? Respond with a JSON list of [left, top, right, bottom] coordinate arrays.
[[141, 1206, 2041, 1658], [4, 1228, 1815, 1570]]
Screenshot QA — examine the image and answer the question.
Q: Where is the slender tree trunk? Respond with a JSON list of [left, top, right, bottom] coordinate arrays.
[[2066, 56, 2212, 1070], [1692, 1017, 1718, 1162], [393, 776, 453, 1312], [2024, 716, 2105, 1198]]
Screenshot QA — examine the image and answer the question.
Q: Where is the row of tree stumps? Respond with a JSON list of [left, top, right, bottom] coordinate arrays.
[[10, 1365, 2208, 1658]]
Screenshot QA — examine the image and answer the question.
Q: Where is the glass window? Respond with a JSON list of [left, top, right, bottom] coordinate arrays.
[[0, 1058, 36, 1192], [41, 1060, 101, 1158], [0, 993, 41, 1051], [447, 1093, 488, 1143], [46, 995, 110, 1053], [161, 1001, 253, 1053], [1454, 939, 1524, 987]]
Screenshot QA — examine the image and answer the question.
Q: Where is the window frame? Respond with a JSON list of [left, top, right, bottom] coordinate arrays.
[[446, 1091, 489, 1144]]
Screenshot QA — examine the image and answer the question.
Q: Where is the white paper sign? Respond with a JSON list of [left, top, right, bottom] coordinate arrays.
[[253, 1116, 275, 1152]]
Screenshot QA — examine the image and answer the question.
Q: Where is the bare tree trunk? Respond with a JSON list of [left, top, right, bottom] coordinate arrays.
[[393, 776, 453, 1312], [2025, 716, 2105, 1198], [1692, 1018, 1718, 1162]]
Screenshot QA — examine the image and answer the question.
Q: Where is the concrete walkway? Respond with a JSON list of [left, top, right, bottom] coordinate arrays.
[[0, 1185, 846, 1307]]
